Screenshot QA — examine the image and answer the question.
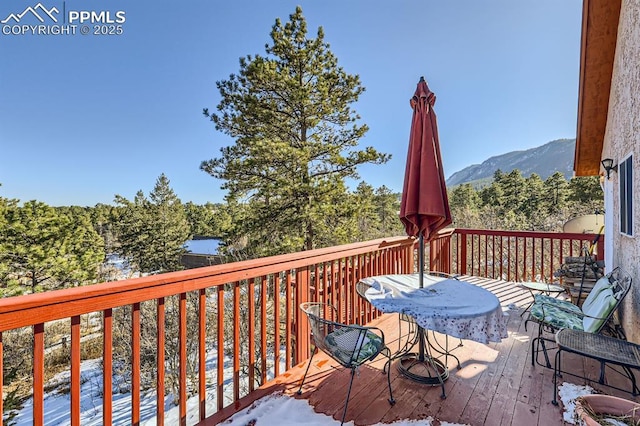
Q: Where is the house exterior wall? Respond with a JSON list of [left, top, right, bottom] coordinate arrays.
[[601, 0, 640, 343]]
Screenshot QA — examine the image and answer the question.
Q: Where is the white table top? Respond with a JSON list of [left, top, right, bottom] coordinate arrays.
[[359, 274, 508, 344]]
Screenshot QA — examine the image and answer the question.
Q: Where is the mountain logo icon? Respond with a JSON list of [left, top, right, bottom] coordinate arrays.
[[1, 3, 59, 24]]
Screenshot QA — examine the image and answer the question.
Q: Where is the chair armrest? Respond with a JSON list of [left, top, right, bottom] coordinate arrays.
[[323, 324, 387, 365], [300, 302, 338, 321], [336, 324, 386, 343], [360, 325, 385, 343]]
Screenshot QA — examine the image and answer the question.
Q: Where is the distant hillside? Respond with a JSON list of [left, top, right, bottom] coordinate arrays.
[[446, 138, 575, 187]]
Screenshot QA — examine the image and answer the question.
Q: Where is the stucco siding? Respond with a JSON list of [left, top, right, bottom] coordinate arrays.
[[602, 0, 640, 343]]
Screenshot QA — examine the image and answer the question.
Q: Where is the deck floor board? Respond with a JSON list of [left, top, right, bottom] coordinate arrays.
[[243, 276, 639, 425]]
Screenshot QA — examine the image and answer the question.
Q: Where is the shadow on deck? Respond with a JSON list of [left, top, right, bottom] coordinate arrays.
[[249, 276, 639, 425]]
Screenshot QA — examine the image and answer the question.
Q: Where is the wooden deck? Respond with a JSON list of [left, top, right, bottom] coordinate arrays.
[[253, 276, 639, 425]]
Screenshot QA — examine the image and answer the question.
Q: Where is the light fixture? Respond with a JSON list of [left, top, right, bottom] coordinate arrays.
[[601, 158, 618, 179]]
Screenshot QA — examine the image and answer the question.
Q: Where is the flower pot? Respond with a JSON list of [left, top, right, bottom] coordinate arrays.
[[574, 395, 640, 426]]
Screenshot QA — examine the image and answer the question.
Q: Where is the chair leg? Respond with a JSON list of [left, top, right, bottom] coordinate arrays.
[[531, 322, 552, 368], [599, 360, 606, 384], [552, 348, 561, 405], [520, 300, 533, 317], [531, 337, 540, 367], [297, 347, 318, 395], [521, 290, 536, 318], [621, 365, 640, 395], [540, 338, 551, 368], [340, 368, 357, 426], [531, 335, 552, 368], [383, 348, 395, 405], [524, 313, 533, 332]]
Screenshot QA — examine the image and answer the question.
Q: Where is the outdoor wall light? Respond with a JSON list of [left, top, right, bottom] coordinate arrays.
[[601, 158, 618, 179]]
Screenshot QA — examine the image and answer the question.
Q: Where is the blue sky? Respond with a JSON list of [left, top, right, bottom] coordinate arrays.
[[0, 1, 582, 206]]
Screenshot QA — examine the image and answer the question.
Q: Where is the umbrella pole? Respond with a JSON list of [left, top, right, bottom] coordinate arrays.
[[395, 231, 446, 398], [418, 232, 425, 359]]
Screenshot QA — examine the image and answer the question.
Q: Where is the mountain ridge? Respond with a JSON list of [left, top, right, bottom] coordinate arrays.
[[446, 138, 575, 187]]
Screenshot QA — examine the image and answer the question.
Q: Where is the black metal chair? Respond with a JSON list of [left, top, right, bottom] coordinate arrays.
[[529, 266, 632, 367], [297, 302, 395, 425]]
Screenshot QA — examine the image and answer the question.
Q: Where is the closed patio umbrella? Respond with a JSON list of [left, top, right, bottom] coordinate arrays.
[[400, 76, 451, 255], [398, 76, 452, 393]]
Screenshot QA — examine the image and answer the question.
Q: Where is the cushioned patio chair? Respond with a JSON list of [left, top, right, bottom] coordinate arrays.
[[297, 302, 395, 425], [529, 266, 632, 367]]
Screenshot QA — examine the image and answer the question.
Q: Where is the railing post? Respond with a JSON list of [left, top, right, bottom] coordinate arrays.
[[295, 267, 310, 364], [33, 323, 44, 426], [460, 232, 468, 275], [598, 234, 606, 268], [442, 237, 451, 274], [429, 240, 436, 271], [0, 332, 3, 426]]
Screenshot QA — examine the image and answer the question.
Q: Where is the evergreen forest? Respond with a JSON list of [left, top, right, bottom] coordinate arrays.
[[0, 170, 602, 297]]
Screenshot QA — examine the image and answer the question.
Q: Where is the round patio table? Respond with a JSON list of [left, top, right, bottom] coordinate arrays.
[[358, 274, 508, 397]]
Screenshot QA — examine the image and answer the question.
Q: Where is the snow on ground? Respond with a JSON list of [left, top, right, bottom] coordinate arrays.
[[8, 355, 237, 425], [223, 381, 599, 426], [557, 382, 596, 424], [220, 392, 466, 425]]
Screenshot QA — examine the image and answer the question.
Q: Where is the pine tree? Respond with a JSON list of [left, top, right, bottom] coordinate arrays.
[[567, 176, 604, 216], [449, 183, 482, 228], [0, 192, 22, 296], [56, 206, 106, 286], [374, 185, 403, 237], [202, 7, 389, 255], [0, 201, 104, 294], [351, 182, 381, 240], [115, 174, 191, 274], [543, 172, 570, 214], [184, 202, 232, 238]]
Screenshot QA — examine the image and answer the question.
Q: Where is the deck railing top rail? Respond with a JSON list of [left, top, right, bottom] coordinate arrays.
[[0, 236, 414, 331], [454, 228, 600, 240]]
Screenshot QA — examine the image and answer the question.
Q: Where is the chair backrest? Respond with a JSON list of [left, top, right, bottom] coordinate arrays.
[[582, 276, 615, 310], [356, 272, 456, 298], [355, 281, 372, 301], [299, 302, 384, 368], [427, 271, 459, 280], [581, 266, 632, 333], [608, 266, 633, 300]]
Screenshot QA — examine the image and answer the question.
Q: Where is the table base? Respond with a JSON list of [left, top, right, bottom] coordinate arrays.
[[426, 331, 463, 370], [396, 353, 448, 398]]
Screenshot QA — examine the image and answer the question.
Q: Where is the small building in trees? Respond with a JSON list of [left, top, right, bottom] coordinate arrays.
[[181, 236, 225, 269]]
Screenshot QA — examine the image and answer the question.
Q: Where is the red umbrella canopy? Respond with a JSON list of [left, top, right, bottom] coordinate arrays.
[[399, 77, 452, 240]]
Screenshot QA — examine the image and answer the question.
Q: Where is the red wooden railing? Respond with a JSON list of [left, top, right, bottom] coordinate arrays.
[[0, 229, 603, 425], [443, 229, 603, 283], [0, 236, 414, 426]]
